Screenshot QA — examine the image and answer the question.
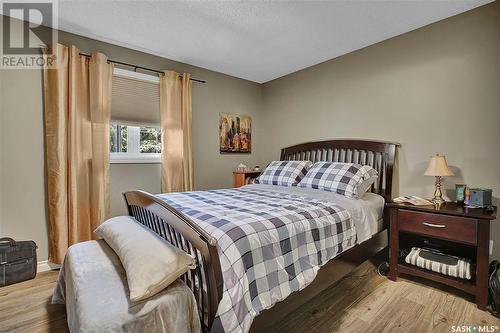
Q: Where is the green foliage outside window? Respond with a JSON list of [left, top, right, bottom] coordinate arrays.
[[140, 127, 161, 153], [110, 124, 160, 154]]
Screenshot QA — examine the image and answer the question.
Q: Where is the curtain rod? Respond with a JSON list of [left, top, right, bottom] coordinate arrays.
[[78, 52, 206, 83]]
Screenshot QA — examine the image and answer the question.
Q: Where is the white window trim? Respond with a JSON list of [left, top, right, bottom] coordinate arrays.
[[110, 122, 162, 164]]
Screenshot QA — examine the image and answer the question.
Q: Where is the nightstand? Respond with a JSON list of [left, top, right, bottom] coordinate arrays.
[[387, 202, 497, 310], [233, 170, 261, 188]]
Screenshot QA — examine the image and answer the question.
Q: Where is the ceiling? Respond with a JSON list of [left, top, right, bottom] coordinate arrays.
[[6, 0, 494, 83]]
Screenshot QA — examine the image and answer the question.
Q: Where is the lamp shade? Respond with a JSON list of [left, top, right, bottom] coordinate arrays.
[[424, 155, 454, 177]]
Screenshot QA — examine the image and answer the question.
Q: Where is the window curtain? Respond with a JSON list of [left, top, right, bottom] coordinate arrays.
[[159, 71, 194, 192], [43, 44, 113, 264]]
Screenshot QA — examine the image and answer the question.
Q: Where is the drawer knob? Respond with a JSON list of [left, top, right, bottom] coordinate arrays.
[[422, 222, 446, 228]]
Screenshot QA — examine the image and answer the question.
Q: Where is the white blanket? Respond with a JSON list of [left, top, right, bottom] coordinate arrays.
[[52, 239, 201, 333]]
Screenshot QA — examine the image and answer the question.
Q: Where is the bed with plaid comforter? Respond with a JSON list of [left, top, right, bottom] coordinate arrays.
[[157, 185, 357, 333]]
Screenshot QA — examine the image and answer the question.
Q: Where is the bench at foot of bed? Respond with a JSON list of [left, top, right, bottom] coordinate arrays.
[[52, 239, 201, 333]]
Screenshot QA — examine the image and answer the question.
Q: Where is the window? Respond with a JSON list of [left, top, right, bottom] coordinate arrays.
[[110, 68, 161, 163], [110, 123, 162, 163], [110, 124, 127, 153]]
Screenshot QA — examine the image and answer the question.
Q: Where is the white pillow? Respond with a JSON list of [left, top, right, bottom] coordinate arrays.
[[357, 174, 378, 197], [95, 216, 196, 302]]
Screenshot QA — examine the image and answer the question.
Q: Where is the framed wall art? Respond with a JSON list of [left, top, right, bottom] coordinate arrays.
[[219, 113, 252, 154]]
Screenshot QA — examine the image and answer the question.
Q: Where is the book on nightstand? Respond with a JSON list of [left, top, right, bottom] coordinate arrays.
[[393, 195, 433, 206]]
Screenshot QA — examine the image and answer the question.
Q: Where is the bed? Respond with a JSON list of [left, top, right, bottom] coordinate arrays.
[[123, 139, 399, 333]]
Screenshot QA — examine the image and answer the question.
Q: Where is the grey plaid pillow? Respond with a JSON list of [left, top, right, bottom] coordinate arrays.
[[255, 160, 312, 187], [298, 162, 378, 198]]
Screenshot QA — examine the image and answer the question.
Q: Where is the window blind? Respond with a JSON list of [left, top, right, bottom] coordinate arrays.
[[111, 73, 160, 124]]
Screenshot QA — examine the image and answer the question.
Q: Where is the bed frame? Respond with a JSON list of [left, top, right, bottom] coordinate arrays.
[[123, 139, 399, 332]]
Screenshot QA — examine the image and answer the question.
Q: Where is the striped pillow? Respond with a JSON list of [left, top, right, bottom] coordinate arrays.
[[297, 162, 377, 198], [255, 160, 312, 187], [405, 247, 471, 280]]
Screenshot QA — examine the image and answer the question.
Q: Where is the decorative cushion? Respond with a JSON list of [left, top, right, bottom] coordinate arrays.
[[95, 216, 196, 302], [297, 162, 378, 198], [357, 174, 379, 196], [255, 160, 312, 187]]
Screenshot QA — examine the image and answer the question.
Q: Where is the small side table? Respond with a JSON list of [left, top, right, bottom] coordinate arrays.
[[233, 170, 262, 188], [387, 202, 497, 310]]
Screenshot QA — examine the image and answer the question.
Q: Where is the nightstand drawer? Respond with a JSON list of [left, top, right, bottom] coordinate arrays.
[[398, 210, 477, 245]]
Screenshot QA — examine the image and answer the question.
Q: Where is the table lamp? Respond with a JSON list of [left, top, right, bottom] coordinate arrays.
[[424, 154, 454, 205]]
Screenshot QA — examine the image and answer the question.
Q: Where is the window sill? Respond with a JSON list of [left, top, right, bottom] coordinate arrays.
[[110, 159, 161, 164], [110, 153, 161, 164]]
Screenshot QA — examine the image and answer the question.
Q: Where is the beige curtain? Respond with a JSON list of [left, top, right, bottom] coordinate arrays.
[[159, 71, 194, 192], [43, 44, 113, 264]]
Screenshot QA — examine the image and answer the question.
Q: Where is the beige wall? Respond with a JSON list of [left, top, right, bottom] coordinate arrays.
[[1, 67, 48, 254], [0, 20, 263, 261], [261, 2, 500, 258]]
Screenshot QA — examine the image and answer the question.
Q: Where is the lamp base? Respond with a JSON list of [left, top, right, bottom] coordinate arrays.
[[432, 176, 445, 206], [431, 197, 445, 209]]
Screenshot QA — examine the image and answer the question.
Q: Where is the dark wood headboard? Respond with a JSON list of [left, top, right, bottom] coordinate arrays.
[[280, 139, 400, 202]]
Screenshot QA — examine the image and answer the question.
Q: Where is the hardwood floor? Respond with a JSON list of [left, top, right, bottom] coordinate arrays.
[[0, 271, 67, 333], [266, 257, 500, 333], [0, 257, 498, 333]]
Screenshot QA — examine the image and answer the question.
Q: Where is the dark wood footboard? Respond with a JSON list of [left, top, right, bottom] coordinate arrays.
[[123, 190, 223, 332]]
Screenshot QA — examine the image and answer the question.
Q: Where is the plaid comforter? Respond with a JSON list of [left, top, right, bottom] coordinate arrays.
[[157, 186, 356, 333]]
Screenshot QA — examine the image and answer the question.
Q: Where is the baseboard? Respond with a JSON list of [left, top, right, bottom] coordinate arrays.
[[37, 260, 60, 272]]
